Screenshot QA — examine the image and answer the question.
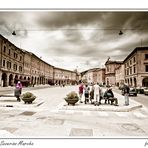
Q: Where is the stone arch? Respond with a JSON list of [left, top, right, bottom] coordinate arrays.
[[14, 75, 18, 84], [9, 74, 13, 86], [2, 73, 7, 87], [142, 77, 148, 87], [133, 77, 137, 87]]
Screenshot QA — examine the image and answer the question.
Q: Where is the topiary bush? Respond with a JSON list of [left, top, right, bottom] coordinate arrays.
[[64, 91, 79, 105], [21, 92, 36, 104]]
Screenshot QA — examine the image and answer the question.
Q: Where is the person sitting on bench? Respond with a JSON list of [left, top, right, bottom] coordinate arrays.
[[104, 87, 118, 106]]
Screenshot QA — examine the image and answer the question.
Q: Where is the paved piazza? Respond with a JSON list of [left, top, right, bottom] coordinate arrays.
[[0, 85, 148, 137]]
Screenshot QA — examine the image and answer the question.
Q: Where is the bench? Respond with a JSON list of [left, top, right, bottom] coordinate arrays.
[[99, 96, 118, 106]]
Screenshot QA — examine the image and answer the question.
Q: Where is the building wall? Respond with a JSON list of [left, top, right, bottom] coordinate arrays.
[[0, 35, 78, 87], [105, 62, 122, 86], [115, 64, 124, 86], [124, 48, 148, 87], [95, 68, 105, 84], [54, 67, 77, 85], [0, 35, 24, 86]]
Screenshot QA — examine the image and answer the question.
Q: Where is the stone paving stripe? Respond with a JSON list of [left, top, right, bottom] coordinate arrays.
[[69, 128, 93, 136], [19, 111, 36, 116], [45, 118, 64, 125], [133, 112, 147, 118]]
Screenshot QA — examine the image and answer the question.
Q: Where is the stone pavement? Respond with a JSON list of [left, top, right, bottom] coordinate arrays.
[[58, 88, 142, 112], [0, 86, 142, 112], [0, 86, 146, 137]]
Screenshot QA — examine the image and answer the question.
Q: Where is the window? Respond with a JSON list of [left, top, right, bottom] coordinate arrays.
[[133, 57, 136, 63], [145, 54, 148, 60], [8, 49, 11, 55], [130, 60, 132, 65], [20, 56, 22, 61], [19, 66, 22, 72], [7, 61, 11, 69], [13, 64, 17, 71], [3, 46, 6, 53], [127, 68, 129, 75], [146, 65, 148, 72], [3, 60, 5, 67], [127, 62, 129, 67], [14, 53, 18, 58], [134, 66, 136, 73], [130, 67, 132, 75]]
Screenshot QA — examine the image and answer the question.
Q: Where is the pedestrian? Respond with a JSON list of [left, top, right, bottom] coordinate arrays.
[[84, 84, 90, 104], [123, 83, 130, 106], [15, 81, 22, 102], [78, 83, 84, 103], [89, 83, 94, 104], [93, 82, 100, 106]]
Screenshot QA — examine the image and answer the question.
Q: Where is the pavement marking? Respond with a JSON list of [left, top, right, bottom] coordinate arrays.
[[133, 112, 147, 118]]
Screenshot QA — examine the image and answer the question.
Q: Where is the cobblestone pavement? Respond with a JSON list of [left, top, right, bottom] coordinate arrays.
[[0, 85, 148, 137]]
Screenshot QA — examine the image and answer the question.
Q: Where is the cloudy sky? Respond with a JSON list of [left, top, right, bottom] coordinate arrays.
[[0, 11, 148, 72]]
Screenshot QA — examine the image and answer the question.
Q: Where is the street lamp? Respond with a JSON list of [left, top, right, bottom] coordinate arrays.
[[12, 31, 16, 36], [119, 30, 123, 35]]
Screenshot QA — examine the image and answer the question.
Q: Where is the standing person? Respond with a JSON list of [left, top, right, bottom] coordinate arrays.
[[93, 82, 100, 106], [15, 81, 22, 102], [84, 84, 90, 104], [123, 83, 130, 106], [89, 83, 94, 104], [78, 83, 84, 103]]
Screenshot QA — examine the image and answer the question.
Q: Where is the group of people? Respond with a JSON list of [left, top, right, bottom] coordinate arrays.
[[78, 82, 119, 106], [78, 82, 130, 106]]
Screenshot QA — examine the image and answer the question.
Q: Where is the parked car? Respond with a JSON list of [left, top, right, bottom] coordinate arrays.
[[121, 87, 137, 96], [136, 87, 144, 94], [144, 87, 148, 95]]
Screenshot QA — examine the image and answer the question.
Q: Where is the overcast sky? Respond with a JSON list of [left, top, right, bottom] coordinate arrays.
[[0, 11, 148, 72]]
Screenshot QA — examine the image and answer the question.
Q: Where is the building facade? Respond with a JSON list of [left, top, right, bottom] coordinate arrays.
[[0, 35, 24, 87], [124, 47, 148, 87], [0, 34, 78, 87], [105, 59, 123, 86], [80, 68, 105, 84], [53, 67, 77, 85], [94, 68, 105, 84]]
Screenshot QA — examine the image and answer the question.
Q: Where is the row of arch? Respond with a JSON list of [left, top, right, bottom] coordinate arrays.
[[1, 72, 78, 87], [1, 72, 53, 87], [105, 77, 148, 87], [54, 79, 77, 86], [125, 77, 148, 87]]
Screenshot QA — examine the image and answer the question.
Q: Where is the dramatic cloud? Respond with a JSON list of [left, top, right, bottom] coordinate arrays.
[[0, 11, 148, 71]]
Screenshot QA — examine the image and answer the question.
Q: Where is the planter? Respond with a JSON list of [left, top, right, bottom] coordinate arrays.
[[64, 98, 79, 106], [22, 97, 36, 104], [21, 92, 36, 104], [64, 91, 79, 106]]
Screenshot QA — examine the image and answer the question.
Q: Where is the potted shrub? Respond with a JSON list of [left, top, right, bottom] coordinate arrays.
[[21, 92, 36, 104], [64, 91, 79, 106]]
